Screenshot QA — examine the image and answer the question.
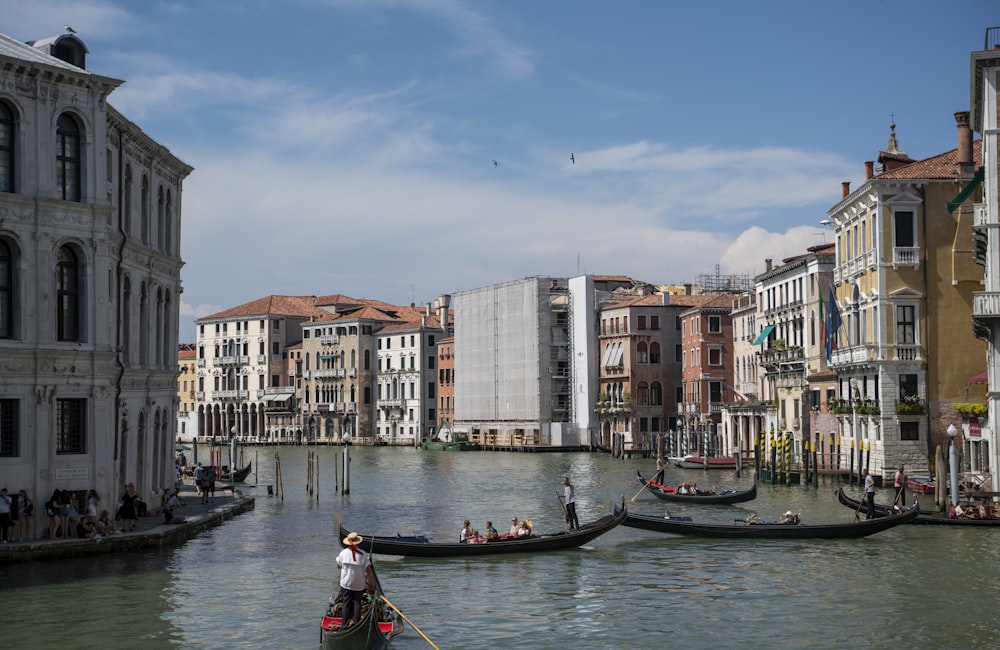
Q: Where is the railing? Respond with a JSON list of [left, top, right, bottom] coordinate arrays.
[[973, 292, 1000, 318], [974, 203, 989, 226], [894, 345, 920, 361], [217, 355, 248, 366], [893, 247, 919, 266], [320, 335, 340, 345], [197, 359, 205, 367], [257, 355, 267, 364]]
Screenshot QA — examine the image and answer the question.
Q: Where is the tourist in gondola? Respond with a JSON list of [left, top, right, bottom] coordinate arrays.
[[336, 532, 376, 628], [460, 520, 475, 542], [485, 521, 498, 540], [509, 517, 520, 536]]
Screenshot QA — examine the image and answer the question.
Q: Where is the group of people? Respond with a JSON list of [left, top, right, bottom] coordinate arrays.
[[192, 462, 218, 504], [460, 517, 531, 543], [676, 482, 715, 496], [0, 488, 33, 543]]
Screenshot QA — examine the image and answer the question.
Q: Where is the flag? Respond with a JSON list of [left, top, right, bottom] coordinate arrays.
[[825, 287, 842, 363], [819, 290, 826, 355]]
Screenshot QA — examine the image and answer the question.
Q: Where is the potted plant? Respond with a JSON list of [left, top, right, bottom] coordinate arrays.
[[896, 395, 925, 415]]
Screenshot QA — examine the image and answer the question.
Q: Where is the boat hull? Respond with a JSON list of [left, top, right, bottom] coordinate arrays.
[[623, 505, 919, 539], [341, 503, 626, 557], [636, 472, 757, 504], [670, 455, 739, 469], [836, 488, 1000, 526], [420, 440, 480, 451]]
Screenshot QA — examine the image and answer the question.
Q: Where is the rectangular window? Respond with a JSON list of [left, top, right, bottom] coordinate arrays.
[[900, 421, 919, 441], [894, 211, 915, 247], [651, 315, 660, 330], [896, 305, 916, 344], [708, 347, 722, 366], [637, 315, 647, 330], [0, 399, 18, 457], [709, 381, 722, 404], [708, 315, 722, 334], [899, 374, 918, 399], [675, 345, 682, 362], [427, 383, 436, 399], [56, 398, 86, 454], [427, 356, 435, 369]]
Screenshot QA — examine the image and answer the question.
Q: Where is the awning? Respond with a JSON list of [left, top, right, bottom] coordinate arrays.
[[947, 167, 984, 214], [753, 324, 776, 345], [970, 418, 982, 438], [969, 371, 988, 385], [262, 393, 293, 403]]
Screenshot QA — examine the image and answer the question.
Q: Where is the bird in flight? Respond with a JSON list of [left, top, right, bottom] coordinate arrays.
[[64, 24, 76, 33], [570, 153, 575, 165], [492, 160, 498, 167]]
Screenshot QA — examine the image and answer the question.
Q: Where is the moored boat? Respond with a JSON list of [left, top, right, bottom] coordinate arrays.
[[221, 461, 252, 483], [907, 476, 936, 494], [623, 503, 919, 539], [836, 487, 1000, 526], [635, 471, 757, 504], [340, 502, 626, 557], [670, 455, 739, 470]]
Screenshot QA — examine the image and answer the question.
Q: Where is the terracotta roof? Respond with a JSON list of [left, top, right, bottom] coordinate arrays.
[[178, 347, 197, 360], [877, 140, 982, 180], [200, 295, 325, 321]]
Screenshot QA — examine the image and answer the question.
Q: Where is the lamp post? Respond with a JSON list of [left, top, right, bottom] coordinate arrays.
[[948, 424, 960, 507]]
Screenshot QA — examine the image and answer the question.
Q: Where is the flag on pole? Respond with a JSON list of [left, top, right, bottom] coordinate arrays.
[[819, 290, 826, 356], [825, 287, 842, 363]]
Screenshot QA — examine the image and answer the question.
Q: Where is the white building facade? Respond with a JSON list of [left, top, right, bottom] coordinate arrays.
[[0, 31, 191, 530]]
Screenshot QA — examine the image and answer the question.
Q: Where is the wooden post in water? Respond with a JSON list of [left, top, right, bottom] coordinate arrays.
[[811, 433, 818, 484], [343, 441, 351, 495], [334, 450, 339, 494], [849, 438, 855, 484]]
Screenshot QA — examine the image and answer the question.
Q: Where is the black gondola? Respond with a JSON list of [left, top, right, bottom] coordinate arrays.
[[339, 502, 626, 557], [221, 461, 252, 483], [636, 471, 757, 504], [319, 571, 402, 649], [836, 487, 1000, 526], [623, 503, 919, 539]]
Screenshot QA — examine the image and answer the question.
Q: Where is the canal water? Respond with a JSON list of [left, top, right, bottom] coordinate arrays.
[[3, 446, 998, 649]]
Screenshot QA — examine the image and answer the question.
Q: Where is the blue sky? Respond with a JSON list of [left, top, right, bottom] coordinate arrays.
[[5, 0, 999, 341]]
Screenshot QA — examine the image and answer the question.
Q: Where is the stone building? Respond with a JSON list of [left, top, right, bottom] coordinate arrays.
[[0, 30, 192, 531]]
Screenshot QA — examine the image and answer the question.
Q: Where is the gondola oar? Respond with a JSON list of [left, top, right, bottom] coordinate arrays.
[[630, 467, 664, 502], [556, 492, 569, 525], [379, 593, 440, 650]]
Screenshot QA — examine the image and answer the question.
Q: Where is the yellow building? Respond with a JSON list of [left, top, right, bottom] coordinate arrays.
[[827, 116, 984, 481]]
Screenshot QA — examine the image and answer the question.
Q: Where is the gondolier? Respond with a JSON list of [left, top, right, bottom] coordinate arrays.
[[336, 532, 377, 628], [864, 468, 876, 519], [561, 476, 580, 530]]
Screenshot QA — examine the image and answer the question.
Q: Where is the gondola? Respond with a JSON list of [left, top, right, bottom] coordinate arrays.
[[622, 503, 919, 539], [339, 502, 626, 557], [319, 569, 403, 649], [636, 471, 757, 504], [836, 487, 1000, 526], [669, 455, 739, 469], [221, 461, 252, 483]]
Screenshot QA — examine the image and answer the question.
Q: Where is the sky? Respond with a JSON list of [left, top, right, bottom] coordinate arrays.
[[4, 0, 1000, 341]]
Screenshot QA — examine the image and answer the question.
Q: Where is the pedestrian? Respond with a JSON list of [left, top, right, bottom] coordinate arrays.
[[561, 476, 580, 530], [864, 468, 876, 519], [17, 490, 33, 541], [194, 462, 204, 497], [204, 465, 216, 503], [0, 488, 12, 543], [336, 532, 376, 628], [119, 483, 138, 532], [894, 465, 907, 507]]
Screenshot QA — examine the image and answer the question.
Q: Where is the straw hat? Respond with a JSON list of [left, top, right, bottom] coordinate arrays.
[[784, 511, 793, 517], [342, 531, 364, 546]]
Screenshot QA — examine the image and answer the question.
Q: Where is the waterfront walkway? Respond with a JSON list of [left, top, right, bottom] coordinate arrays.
[[0, 480, 254, 564]]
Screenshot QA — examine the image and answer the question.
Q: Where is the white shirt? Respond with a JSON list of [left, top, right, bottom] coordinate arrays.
[[564, 484, 575, 504], [336, 546, 370, 591]]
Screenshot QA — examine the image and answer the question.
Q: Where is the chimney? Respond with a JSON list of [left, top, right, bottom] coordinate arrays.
[[841, 181, 850, 198], [865, 161, 874, 179], [765, 258, 773, 272], [955, 111, 974, 177], [437, 294, 451, 332]]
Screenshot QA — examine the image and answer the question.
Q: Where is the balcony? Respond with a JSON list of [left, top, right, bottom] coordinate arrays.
[[894, 345, 921, 361], [320, 335, 340, 345], [893, 247, 920, 267], [217, 355, 248, 366], [830, 345, 878, 367], [973, 291, 1000, 319], [197, 359, 206, 368]]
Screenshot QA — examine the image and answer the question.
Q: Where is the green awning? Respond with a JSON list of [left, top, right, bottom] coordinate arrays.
[[948, 167, 984, 214], [753, 324, 776, 345]]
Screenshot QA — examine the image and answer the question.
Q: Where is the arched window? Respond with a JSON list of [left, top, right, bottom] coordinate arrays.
[[56, 245, 81, 341], [0, 239, 14, 339], [636, 382, 649, 406], [139, 282, 149, 366], [0, 101, 15, 193], [157, 185, 165, 251], [651, 382, 663, 406], [56, 114, 81, 201], [164, 189, 173, 254], [121, 275, 131, 361], [649, 342, 661, 364], [636, 341, 648, 364], [122, 165, 132, 234], [141, 175, 149, 244]]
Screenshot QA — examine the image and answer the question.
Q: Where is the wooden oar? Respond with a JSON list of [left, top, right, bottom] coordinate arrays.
[[379, 594, 439, 649], [630, 467, 664, 502], [556, 492, 569, 525]]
